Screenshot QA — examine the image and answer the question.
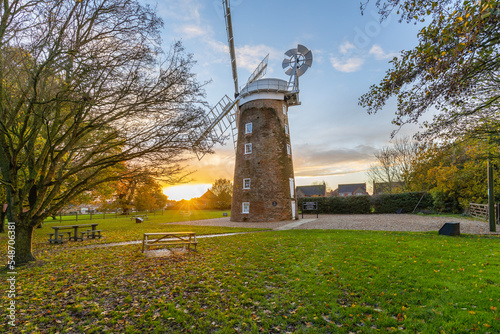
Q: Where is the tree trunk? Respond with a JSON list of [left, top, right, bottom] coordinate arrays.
[[0, 210, 5, 234], [14, 223, 36, 265]]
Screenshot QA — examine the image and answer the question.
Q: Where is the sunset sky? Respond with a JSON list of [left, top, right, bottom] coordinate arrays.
[[149, 0, 430, 200]]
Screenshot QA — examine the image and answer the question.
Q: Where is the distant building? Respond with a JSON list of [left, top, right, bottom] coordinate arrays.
[[338, 183, 368, 197], [326, 188, 338, 197], [296, 184, 327, 198], [372, 181, 405, 195], [196, 189, 218, 209]]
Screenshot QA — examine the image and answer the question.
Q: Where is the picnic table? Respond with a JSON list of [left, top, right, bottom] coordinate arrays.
[[142, 232, 197, 253], [48, 223, 101, 244]]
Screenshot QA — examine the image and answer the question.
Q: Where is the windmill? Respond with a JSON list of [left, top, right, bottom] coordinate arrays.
[[193, 0, 313, 222]]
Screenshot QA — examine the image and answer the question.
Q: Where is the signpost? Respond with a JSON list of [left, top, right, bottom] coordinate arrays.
[[302, 201, 318, 218]]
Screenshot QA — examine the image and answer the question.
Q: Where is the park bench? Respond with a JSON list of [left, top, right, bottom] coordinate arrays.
[[142, 232, 197, 253], [48, 223, 100, 243], [130, 214, 149, 221]]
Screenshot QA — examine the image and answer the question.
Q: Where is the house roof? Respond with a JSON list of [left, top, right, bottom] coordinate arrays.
[[200, 189, 217, 201], [338, 183, 366, 194], [296, 185, 326, 197]]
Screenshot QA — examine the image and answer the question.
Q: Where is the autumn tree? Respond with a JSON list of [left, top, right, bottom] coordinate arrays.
[[0, 1, 210, 264], [359, 0, 500, 145], [210, 178, 233, 210], [407, 138, 500, 212], [134, 178, 168, 212]]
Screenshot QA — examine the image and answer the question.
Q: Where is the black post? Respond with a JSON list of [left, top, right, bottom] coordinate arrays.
[[60, 212, 62, 223], [488, 159, 496, 232], [76, 211, 78, 222]]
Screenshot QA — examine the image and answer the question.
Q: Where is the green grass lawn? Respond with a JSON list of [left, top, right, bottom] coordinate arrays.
[[29, 210, 244, 250], [1, 216, 500, 333]]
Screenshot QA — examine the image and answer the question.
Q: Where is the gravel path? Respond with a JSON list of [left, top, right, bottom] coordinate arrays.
[[163, 214, 500, 235]]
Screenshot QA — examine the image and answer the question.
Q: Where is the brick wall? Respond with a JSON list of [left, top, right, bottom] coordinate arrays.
[[231, 99, 297, 222]]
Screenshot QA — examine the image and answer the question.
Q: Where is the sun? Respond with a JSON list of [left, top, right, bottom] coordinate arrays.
[[163, 184, 212, 201]]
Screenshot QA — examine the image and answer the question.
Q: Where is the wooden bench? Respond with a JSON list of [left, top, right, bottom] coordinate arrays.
[[142, 232, 197, 253], [49, 223, 99, 243], [47, 233, 64, 244], [130, 215, 149, 221], [85, 229, 102, 239]]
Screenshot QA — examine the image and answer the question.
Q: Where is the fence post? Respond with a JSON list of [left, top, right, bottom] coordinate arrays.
[[76, 211, 78, 222], [488, 160, 496, 232], [90, 210, 92, 220], [60, 212, 62, 223]]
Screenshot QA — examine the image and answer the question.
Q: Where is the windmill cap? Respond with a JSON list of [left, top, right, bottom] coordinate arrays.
[[238, 78, 290, 105]]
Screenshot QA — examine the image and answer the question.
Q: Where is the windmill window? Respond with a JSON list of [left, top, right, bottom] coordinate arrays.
[[245, 143, 252, 154], [243, 178, 251, 189], [287, 144, 291, 155], [245, 122, 252, 134], [285, 124, 289, 135], [242, 202, 250, 214], [283, 105, 287, 115]]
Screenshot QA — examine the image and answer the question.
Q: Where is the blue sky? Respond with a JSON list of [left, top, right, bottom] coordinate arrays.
[[146, 0, 427, 200]]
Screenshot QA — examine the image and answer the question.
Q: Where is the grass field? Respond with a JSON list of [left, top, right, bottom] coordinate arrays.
[[30, 210, 244, 250], [1, 212, 499, 333]]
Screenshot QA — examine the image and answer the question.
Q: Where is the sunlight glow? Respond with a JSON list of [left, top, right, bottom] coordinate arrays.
[[163, 184, 212, 201]]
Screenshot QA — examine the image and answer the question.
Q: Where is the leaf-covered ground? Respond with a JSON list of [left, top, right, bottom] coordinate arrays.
[[2, 228, 499, 333]]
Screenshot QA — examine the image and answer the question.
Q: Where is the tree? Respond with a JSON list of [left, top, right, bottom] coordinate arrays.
[[359, 0, 500, 145], [210, 178, 233, 210], [0, 183, 5, 233], [407, 139, 500, 212], [0, 1, 210, 264], [368, 146, 400, 194], [134, 178, 168, 212], [368, 137, 420, 193]]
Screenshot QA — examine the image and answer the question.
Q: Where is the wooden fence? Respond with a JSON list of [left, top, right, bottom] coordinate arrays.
[[48, 210, 164, 223], [469, 203, 500, 223]]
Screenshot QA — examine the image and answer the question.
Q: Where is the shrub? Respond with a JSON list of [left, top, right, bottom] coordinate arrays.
[[429, 189, 462, 214], [371, 192, 433, 214], [298, 196, 371, 214]]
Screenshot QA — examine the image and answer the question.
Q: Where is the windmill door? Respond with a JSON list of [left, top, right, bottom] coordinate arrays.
[[291, 201, 296, 220]]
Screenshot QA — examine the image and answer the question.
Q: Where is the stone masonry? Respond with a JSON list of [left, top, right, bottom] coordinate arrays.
[[231, 98, 298, 222]]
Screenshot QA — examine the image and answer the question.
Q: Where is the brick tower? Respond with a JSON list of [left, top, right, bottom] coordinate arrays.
[[230, 78, 298, 222]]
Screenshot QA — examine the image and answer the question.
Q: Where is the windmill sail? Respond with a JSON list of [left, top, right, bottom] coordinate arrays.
[[246, 54, 269, 86], [193, 95, 238, 160], [223, 0, 239, 97]]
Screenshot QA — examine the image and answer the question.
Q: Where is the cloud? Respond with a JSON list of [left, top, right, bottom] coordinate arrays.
[[339, 41, 356, 55], [369, 45, 399, 60], [329, 41, 366, 73], [179, 24, 208, 39], [330, 56, 365, 73], [292, 145, 375, 177], [235, 44, 281, 73], [157, 0, 202, 24]]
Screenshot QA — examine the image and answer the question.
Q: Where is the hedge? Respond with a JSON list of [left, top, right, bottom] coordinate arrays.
[[298, 196, 371, 214], [298, 192, 433, 214], [371, 192, 433, 214]]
